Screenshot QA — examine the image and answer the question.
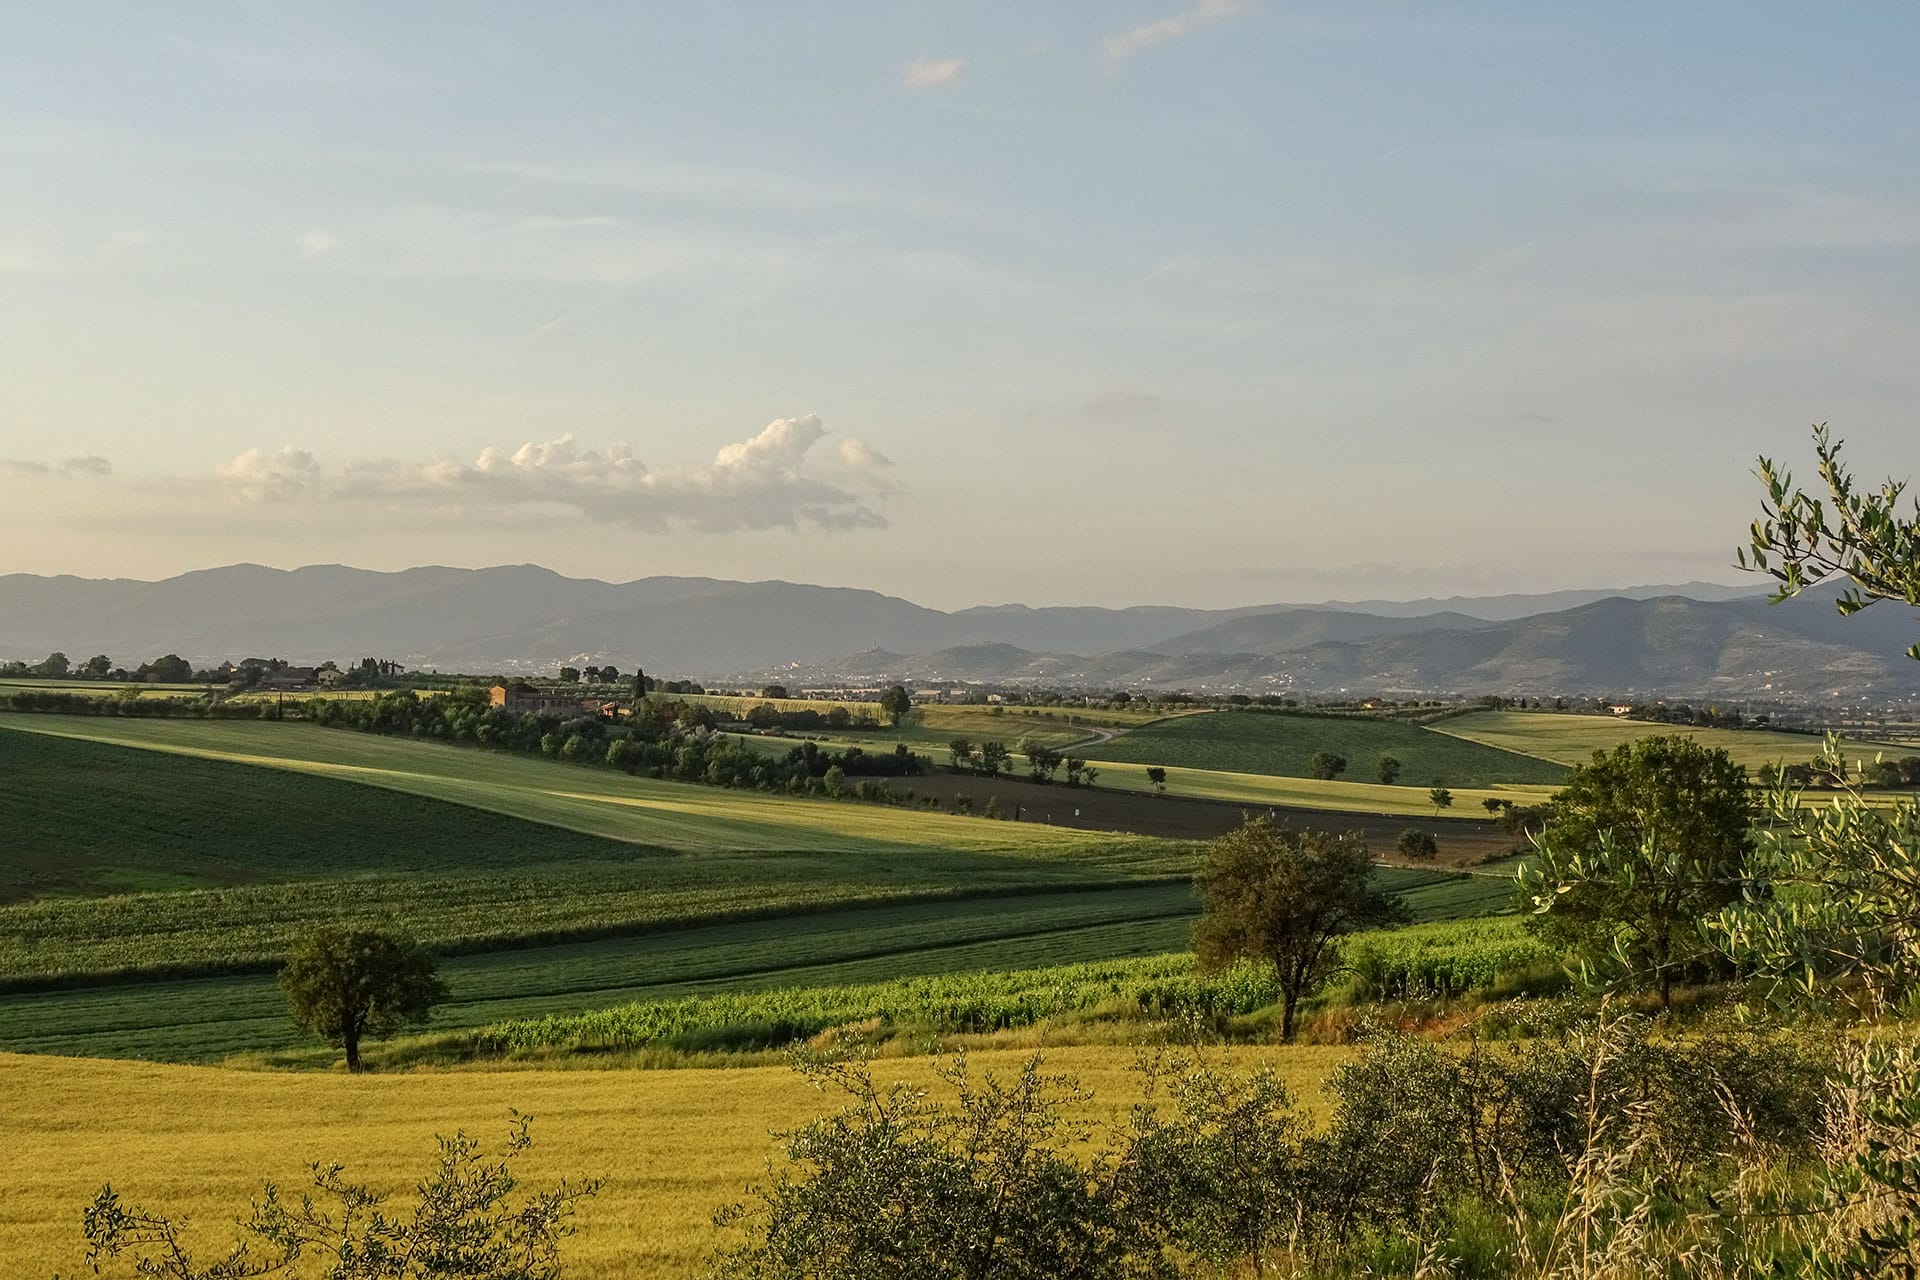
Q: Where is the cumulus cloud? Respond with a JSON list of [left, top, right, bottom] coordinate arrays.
[[2, 453, 114, 478], [216, 416, 894, 533], [901, 56, 965, 88], [1101, 0, 1249, 72]]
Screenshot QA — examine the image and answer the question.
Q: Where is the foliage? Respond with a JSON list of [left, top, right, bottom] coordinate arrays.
[[1307, 750, 1347, 781], [1342, 916, 1550, 998], [280, 928, 448, 1071], [1519, 734, 1756, 1008], [1194, 819, 1410, 1040], [1376, 754, 1402, 784], [1395, 828, 1438, 861], [1711, 734, 1920, 1017], [709, 1050, 1186, 1280], [1743, 423, 1920, 660], [1429, 786, 1452, 812], [76, 1113, 599, 1279]]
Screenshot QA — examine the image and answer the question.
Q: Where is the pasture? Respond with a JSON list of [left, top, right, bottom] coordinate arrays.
[[0, 1043, 1345, 1279], [1084, 710, 1569, 787], [1436, 710, 1913, 771]]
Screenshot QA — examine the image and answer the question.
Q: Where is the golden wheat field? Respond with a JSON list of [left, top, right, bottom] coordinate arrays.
[[5, 1044, 1343, 1279]]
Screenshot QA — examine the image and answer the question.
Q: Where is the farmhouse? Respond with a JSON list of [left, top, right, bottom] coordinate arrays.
[[489, 684, 594, 715], [258, 666, 319, 690]]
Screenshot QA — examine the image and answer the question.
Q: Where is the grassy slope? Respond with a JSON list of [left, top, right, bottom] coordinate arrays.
[[1085, 710, 1569, 787], [0, 726, 676, 900], [0, 716, 1147, 859], [1436, 710, 1914, 771], [0, 717, 1186, 985], [0, 1043, 1344, 1280]]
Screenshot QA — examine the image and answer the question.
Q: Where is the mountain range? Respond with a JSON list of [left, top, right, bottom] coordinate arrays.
[[1, 563, 1915, 701]]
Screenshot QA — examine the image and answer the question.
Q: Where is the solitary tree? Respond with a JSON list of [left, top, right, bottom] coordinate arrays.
[[558, 666, 580, 683], [948, 737, 975, 772], [1376, 755, 1402, 785], [976, 740, 1011, 779], [1429, 786, 1453, 814], [1518, 735, 1756, 1010], [1308, 751, 1348, 782], [1395, 829, 1439, 861], [880, 683, 913, 726], [632, 667, 648, 703], [1482, 797, 1505, 817], [1145, 765, 1168, 794], [1194, 819, 1410, 1040], [280, 928, 448, 1072]]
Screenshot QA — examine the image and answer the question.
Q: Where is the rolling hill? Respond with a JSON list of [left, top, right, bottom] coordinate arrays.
[[2, 564, 1911, 698]]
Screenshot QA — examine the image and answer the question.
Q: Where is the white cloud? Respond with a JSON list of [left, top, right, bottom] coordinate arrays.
[[1101, 0, 1250, 72], [2, 454, 114, 478], [217, 416, 893, 533], [901, 56, 965, 88], [218, 446, 322, 501], [295, 229, 338, 259], [836, 437, 892, 471]]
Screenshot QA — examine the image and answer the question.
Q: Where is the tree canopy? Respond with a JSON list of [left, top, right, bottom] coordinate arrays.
[[280, 928, 448, 1072], [1519, 735, 1755, 1009], [1194, 819, 1408, 1040]]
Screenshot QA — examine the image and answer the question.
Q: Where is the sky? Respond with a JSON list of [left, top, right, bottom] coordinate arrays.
[[3, 2, 1918, 610]]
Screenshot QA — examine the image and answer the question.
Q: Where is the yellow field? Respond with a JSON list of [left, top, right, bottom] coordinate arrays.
[[1087, 755, 1559, 816], [1436, 710, 1913, 772], [2, 1044, 1339, 1278]]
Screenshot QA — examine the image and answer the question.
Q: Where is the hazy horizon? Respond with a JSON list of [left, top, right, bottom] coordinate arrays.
[[0, 556, 1762, 616], [4, 4, 1916, 609]]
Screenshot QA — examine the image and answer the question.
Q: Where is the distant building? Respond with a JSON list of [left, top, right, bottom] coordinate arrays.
[[1608, 703, 1635, 716], [259, 667, 319, 690], [489, 684, 594, 716]]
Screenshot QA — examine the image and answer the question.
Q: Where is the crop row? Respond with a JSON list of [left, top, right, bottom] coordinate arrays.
[[471, 916, 1548, 1057], [1342, 915, 1551, 996]]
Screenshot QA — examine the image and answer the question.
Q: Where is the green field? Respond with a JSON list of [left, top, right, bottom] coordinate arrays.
[[0, 710, 1514, 1064], [0, 863, 1504, 1063], [1437, 710, 1913, 772], [1084, 709, 1569, 787], [0, 717, 1185, 986]]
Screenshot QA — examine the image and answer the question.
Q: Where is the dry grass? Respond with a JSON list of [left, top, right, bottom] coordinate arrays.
[[2, 1043, 1341, 1279]]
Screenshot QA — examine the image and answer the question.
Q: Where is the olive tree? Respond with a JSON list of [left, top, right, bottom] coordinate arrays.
[[280, 927, 448, 1072], [1713, 426, 1920, 1014], [1193, 819, 1409, 1041], [1518, 735, 1756, 1009]]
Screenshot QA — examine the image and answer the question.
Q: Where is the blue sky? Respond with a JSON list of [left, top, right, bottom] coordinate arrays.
[[2, 3, 1917, 607]]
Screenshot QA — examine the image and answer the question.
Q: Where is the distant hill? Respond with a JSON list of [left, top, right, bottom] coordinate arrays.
[[0, 564, 1912, 699]]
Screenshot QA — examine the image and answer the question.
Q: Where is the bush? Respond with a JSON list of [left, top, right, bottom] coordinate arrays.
[[78, 1113, 599, 1279], [1395, 828, 1439, 861]]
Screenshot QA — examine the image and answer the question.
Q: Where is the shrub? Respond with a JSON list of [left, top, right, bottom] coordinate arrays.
[[78, 1113, 599, 1279], [1395, 828, 1439, 861]]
